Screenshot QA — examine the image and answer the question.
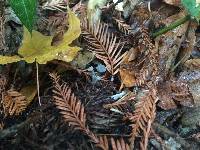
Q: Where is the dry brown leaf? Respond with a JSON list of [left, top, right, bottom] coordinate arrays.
[[155, 11, 189, 78], [158, 95, 177, 110], [179, 70, 200, 105], [119, 47, 140, 89], [20, 84, 37, 105], [127, 47, 139, 62], [175, 22, 197, 68], [158, 80, 194, 110], [119, 67, 136, 88], [184, 59, 200, 70]]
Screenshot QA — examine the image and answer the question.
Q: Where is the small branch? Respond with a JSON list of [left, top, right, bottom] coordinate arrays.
[[152, 15, 190, 38], [36, 61, 41, 106]]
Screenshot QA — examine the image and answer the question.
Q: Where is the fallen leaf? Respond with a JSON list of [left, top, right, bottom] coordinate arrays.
[[18, 27, 54, 64], [0, 9, 81, 64], [71, 50, 94, 69], [184, 59, 200, 70], [20, 84, 37, 105], [179, 70, 200, 105], [0, 56, 22, 64], [175, 22, 197, 68], [119, 67, 136, 88], [119, 48, 138, 89], [19, 9, 81, 64], [155, 11, 189, 78], [158, 80, 194, 110]]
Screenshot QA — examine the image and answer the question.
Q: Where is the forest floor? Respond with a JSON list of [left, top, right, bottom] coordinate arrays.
[[0, 0, 200, 150]]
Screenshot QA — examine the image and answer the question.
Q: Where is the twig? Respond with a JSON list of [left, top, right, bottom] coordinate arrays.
[[36, 61, 41, 106]]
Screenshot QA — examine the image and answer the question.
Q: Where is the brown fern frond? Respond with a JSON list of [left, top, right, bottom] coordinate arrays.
[[129, 88, 158, 149], [111, 138, 130, 150], [2, 89, 27, 116], [140, 96, 156, 150], [50, 73, 109, 150], [50, 73, 87, 130], [140, 119, 153, 150], [135, 68, 151, 87], [113, 17, 132, 35], [81, 20, 127, 76], [97, 136, 109, 150]]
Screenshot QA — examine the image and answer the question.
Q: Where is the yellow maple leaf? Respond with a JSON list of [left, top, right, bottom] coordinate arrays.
[[18, 28, 54, 64], [0, 9, 81, 64], [0, 56, 22, 64]]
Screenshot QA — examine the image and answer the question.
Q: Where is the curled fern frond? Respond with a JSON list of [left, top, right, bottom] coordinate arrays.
[[82, 20, 127, 76]]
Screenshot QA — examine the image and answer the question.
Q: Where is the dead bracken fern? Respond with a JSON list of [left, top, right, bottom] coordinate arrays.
[[82, 20, 127, 76], [50, 73, 109, 150], [129, 88, 158, 149]]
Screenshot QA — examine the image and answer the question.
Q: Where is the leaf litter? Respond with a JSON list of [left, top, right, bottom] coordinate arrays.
[[0, 0, 200, 150]]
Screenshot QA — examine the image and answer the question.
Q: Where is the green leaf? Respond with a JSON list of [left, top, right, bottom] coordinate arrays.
[[182, 0, 200, 21], [9, 0, 37, 33]]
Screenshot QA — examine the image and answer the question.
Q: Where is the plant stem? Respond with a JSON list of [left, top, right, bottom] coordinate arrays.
[[152, 15, 190, 38]]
